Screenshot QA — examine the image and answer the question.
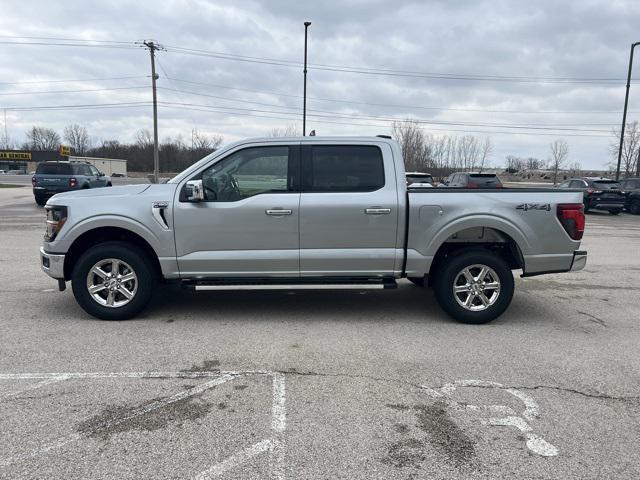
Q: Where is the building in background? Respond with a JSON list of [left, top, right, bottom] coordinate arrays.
[[0, 149, 127, 176], [68, 156, 127, 176]]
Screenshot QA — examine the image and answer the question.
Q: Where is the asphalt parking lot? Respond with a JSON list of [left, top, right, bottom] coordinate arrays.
[[0, 186, 639, 479]]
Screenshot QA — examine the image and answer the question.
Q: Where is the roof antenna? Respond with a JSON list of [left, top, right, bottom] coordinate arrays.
[[309, 130, 316, 136]]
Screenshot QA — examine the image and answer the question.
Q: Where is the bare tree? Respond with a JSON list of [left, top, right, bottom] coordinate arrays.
[[267, 124, 301, 137], [549, 139, 569, 185], [477, 137, 492, 172], [63, 124, 91, 155], [191, 128, 223, 151], [135, 129, 154, 150], [23, 126, 61, 150], [609, 121, 640, 178], [391, 120, 430, 171], [567, 161, 582, 177]]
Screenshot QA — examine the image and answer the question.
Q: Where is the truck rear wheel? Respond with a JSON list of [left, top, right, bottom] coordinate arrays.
[[71, 241, 156, 320], [433, 249, 514, 324]]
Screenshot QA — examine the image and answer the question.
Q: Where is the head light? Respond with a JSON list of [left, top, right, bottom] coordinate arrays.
[[45, 205, 68, 242]]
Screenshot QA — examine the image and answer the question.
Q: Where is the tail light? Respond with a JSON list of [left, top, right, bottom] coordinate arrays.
[[586, 187, 602, 194], [69, 177, 77, 188], [32, 176, 37, 187], [467, 182, 478, 188], [557, 203, 585, 241]]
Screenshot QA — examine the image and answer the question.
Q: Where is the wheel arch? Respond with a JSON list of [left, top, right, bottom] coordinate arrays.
[[63, 226, 162, 280], [427, 226, 525, 281]]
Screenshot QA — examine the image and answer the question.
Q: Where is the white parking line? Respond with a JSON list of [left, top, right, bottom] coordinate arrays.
[[0, 375, 233, 468], [0, 370, 288, 477], [193, 372, 287, 480], [0, 376, 68, 400], [194, 439, 274, 479]]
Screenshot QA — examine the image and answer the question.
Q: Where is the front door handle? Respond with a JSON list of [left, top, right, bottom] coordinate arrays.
[[266, 209, 293, 216], [365, 207, 391, 215]]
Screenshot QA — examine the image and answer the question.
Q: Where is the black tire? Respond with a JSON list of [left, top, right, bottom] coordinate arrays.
[[34, 195, 47, 206], [433, 249, 514, 324], [609, 208, 621, 215], [71, 241, 156, 320], [628, 200, 640, 215], [408, 277, 425, 287], [106, 183, 112, 187]]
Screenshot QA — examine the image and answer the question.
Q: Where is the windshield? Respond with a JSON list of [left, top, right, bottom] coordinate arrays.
[[36, 163, 72, 175]]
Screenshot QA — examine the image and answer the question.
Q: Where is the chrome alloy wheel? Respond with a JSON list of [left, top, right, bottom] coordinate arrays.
[[453, 264, 501, 312], [86, 258, 138, 308]]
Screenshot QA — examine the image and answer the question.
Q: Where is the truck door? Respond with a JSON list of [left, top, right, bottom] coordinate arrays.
[[173, 145, 301, 277], [299, 143, 399, 276]]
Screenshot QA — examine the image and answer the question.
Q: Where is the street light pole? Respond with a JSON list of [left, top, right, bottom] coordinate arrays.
[[303, 21, 311, 136], [615, 42, 640, 181]]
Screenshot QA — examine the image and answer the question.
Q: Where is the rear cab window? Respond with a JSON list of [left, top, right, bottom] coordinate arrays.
[[303, 145, 385, 192], [35, 163, 72, 175]]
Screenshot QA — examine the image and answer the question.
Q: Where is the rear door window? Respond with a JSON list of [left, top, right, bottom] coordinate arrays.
[[304, 145, 384, 192], [569, 180, 585, 188], [35, 163, 72, 175]]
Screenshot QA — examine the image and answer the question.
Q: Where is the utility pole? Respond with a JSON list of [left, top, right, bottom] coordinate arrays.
[[616, 42, 639, 181], [140, 40, 164, 183], [2, 109, 7, 148], [303, 21, 311, 136]]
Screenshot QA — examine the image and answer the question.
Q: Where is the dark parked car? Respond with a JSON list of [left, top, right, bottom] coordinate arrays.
[[406, 171, 434, 186], [32, 162, 112, 206], [558, 177, 625, 215], [441, 172, 503, 188], [619, 177, 640, 215]]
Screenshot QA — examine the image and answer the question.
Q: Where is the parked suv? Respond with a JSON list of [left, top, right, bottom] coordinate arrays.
[[32, 162, 112, 206], [558, 177, 625, 215], [406, 171, 434, 186], [442, 172, 503, 188], [619, 177, 640, 215]]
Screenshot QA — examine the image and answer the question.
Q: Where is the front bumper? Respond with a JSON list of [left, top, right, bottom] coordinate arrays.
[[40, 247, 65, 279], [569, 250, 587, 272]]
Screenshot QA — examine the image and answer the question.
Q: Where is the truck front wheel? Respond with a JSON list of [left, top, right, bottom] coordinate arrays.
[[71, 241, 156, 320], [433, 249, 514, 324]]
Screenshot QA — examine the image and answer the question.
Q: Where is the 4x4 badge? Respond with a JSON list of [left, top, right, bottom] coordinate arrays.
[[516, 203, 551, 211]]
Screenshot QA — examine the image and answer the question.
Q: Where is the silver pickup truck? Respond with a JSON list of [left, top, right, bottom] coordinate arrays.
[[40, 136, 587, 324]]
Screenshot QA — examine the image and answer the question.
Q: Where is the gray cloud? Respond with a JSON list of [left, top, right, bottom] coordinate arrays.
[[1, 0, 640, 168]]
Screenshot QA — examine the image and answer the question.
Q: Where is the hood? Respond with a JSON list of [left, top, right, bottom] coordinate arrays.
[[48, 184, 151, 204]]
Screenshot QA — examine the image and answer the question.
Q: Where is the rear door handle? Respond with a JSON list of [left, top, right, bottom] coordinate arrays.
[[266, 209, 293, 216], [365, 207, 391, 215]]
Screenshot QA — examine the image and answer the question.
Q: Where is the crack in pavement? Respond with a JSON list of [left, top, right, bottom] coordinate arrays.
[[276, 369, 640, 403]]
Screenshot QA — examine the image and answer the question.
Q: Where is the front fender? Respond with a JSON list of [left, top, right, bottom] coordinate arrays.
[[48, 214, 167, 257]]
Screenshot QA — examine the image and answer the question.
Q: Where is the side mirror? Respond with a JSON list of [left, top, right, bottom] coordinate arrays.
[[98, 172, 105, 177], [185, 179, 205, 202]]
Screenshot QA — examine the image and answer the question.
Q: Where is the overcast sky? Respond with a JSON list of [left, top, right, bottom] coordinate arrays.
[[1, 0, 640, 169]]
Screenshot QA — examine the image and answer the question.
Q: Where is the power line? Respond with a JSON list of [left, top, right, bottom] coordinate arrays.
[[0, 86, 148, 96], [0, 97, 611, 137], [164, 77, 637, 115], [0, 40, 138, 50], [157, 85, 619, 128], [163, 45, 637, 85], [155, 102, 610, 138], [0, 75, 148, 86], [0, 34, 132, 44]]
